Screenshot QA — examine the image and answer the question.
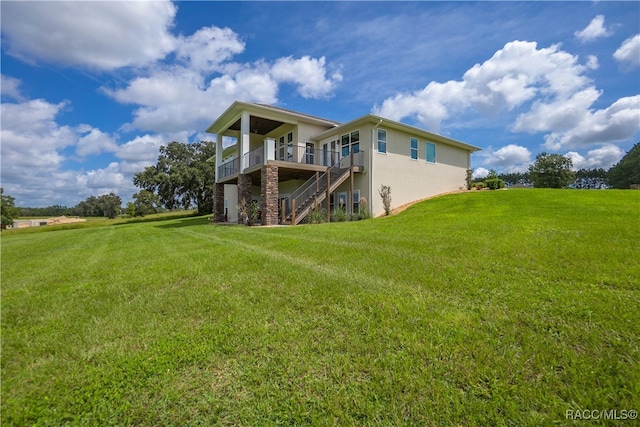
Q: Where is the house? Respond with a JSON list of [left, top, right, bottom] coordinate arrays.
[[205, 101, 480, 225]]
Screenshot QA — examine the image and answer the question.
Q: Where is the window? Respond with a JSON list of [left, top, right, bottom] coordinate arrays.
[[305, 142, 315, 164], [322, 143, 329, 166], [277, 136, 285, 160], [341, 134, 350, 157], [287, 132, 294, 161], [337, 192, 347, 211], [410, 138, 418, 160], [351, 131, 360, 154], [377, 129, 387, 153], [426, 142, 436, 163], [341, 131, 360, 157], [353, 190, 360, 213]]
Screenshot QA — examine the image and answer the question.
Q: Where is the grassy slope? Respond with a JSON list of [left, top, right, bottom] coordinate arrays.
[[2, 189, 638, 425]]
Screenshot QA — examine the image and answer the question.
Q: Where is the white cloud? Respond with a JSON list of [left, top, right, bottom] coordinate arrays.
[[0, 97, 167, 207], [84, 162, 127, 190], [480, 144, 532, 173], [0, 98, 128, 206], [375, 40, 638, 151], [104, 65, 279, 134], [613, 34, 640, 70], [1, 1, 176, 70], [1, 74, 26, 101], [513, 88, 602, 133], [76, 127, 118, 157], [586, 55, 599, 70], [473, 167, 489, 179], [0, 99, 75, 179], [574, 15, 611, 42], [271, 56, 343, 99], [103, 32, 341, 134], [565, 145, 625, 170], [115, 134, 166, 164], [176, 26, 245, 73], [374, 41, 592, 132], [542, 95, 640, 150]]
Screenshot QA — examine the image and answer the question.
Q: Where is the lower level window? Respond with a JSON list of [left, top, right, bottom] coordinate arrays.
[[337, 192, 347, 211], [353, 190, 361, 213]]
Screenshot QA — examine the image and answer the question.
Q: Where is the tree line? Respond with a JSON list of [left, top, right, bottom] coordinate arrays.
[[476, 143, 640, 189]]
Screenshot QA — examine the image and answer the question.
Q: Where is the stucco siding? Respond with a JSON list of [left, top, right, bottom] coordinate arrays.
[[370, 127, 469, 217]]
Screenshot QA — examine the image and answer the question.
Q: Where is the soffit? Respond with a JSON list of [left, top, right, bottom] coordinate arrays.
[[228, 116, 285, 135]]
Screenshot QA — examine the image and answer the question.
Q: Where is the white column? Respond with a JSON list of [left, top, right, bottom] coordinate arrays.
[[215, 136, 223, 183], [239, 111, 250, 172], [264, 138, 276, 162]]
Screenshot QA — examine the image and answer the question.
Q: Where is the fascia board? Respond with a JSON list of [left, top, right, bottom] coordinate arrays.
[[312, 114, 481, 152], [206, 101, 338, 135]]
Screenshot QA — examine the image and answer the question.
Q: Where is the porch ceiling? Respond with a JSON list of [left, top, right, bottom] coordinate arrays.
[[229, 116, 284, 135]]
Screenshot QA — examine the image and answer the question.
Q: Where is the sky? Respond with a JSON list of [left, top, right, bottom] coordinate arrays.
[[1, 1, 639, 208]]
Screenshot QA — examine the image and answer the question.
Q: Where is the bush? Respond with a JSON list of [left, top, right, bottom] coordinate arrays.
[[248, 201, 259, 226], [306, 208, 327, 224], [352, 198, 371, 221], [332, 208, 349, 222], [379, 185, 392, 216], [485, 178, 505, 190], [472, 182, 487, 190]]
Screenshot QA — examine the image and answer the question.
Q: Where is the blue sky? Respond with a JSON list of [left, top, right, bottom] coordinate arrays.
[[1, 1, 639, 207]]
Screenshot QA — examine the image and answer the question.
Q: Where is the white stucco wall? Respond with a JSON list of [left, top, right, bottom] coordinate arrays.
[[370, 127, 469, 217]]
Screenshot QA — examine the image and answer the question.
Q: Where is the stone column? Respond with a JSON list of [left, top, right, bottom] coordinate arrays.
[[213, 183, 225, 222], [261, 164, 279, 226], [237, 174, 252, 224]]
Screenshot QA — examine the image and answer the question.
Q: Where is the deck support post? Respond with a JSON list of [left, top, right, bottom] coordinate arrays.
[[261, 164, 279, 226], [214, 183, 225, 223], [237, 174, 252, 224], [350, 151, 355, 215], [291, 199, 296, 225], [326, 167, 331, 223]]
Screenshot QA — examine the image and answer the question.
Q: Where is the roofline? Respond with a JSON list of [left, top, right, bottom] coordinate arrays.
[[205, 101, 340, 135], [312, 114, 481, 152]]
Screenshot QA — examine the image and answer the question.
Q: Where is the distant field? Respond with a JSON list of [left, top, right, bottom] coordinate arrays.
[[2, 189, 638, 425]]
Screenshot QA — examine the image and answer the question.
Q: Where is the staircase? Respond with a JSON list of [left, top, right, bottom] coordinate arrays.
[[284, 163, 351, 225]]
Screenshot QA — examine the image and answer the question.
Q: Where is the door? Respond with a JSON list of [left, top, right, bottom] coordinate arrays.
[[306, 143, 315, 165]]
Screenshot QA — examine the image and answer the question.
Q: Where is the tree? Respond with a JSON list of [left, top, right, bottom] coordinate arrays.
[[528, 152, 575, 188], [132, 190, 160, 217], [126, 202, 136, 217], [1, 188, 20, 229], [98, 193, 122, 219], [71, 193, 122, 218], [133, 141, 216, 214], [608, 143, 640, 189]]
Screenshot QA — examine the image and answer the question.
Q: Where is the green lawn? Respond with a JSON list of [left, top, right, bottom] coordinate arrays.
[[2, 189, 639, 425]]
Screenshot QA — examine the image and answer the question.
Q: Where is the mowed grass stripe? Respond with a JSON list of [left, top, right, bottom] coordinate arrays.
[[1, 189, 639, 425]]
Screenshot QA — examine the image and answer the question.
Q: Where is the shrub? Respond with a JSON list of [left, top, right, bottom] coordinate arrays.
[[352, 197, 371, 221], [248, 201, 259, 225], [472, 182, 487, 190], [379, 185, 392, 216], [332, 208, 348, 222], [306, 207, 327, 224], [485, 178, 505, 190]]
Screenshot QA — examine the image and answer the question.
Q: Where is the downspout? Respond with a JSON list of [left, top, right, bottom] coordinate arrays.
[[371, 118, 382, 216]]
